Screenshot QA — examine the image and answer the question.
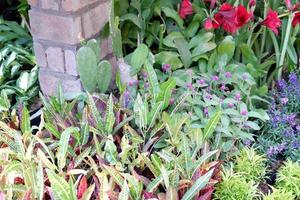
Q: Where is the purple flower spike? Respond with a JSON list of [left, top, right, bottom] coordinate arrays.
[[225, 72, 232, 78], [242, 73, 248, 80], [289, 73, 298, 84], [142, 71, 148, 78], [204, 107, 209, 117], [169, 98, 175, 105]]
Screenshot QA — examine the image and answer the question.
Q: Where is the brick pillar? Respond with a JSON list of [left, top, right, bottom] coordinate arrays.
[[28, 0, 111, 95]]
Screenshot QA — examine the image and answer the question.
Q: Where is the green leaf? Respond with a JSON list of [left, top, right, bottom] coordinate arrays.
[[181, 169, 214, 200], [105, 94, 115, 134], [21, 107, 30, 134], [192, 42, 217, 58], [203, 110, 222, 140], [155, 51, 183, 70], [120, 13, 141, 28], [239, 43, 258, 65], [145, 62, 160, 102], [188, 32, 214, 49], [47, 169, 71, 200], [118, 180, 130, 200], [157, 78, 176, 109], [162, 7, 184, 29], [217, 36, 235, 66], [130, 44, 149, 75], [174, 38, 192, 68], [57, 127, 78, 171]]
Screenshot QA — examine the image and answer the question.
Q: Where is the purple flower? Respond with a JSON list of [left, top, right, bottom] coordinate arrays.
[[169, 98, 175, 105], [225, 72, 232, 78], [205, 94, 212, 100], [123, 90, 130, 108], [204, 107, 209, 117], [243, 139, 253, 146], [142, 71, 148, 79], [220, 84, 226, 91], [128, 79, 138, 86], [280, 97, 289, 105], [162, 64, 171, 73], [144, 82, 150, 89], [288, 73, 298, 84], [212, 75, 219, 81], [278, 79, 287, 89], [228, 103, 235, 108], [242, 73, 248, 80], [235, 93, 242, 101], [240, 109, 248, 116], [186, 83, 195, 93], [198, 79, 206, 85], [283, 128, 295, 138], [291, 141, 300, 149]]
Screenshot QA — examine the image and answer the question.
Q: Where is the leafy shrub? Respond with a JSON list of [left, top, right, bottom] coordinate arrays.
[[263, 187, 295, 200], [234, 148, 266, 182], [214, 166, 258, 200], [276, 160, 300, 198], [0, 19, 38, 108], [258, 72, 300, 161]]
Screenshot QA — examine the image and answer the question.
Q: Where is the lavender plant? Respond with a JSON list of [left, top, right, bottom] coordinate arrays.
[[258, 72, 300, 162]]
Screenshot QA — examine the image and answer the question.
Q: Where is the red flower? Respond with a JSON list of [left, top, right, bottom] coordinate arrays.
[[262, 9, 282, 35], [213, 3, 251, 34], [236, 5, 251, 28], [214, 3, 238, 33], [285, 0, 300, 11], [249, 0, 256, 8], [179, 0, 193, 19], [204, 18, 219, 30], [204, 0, 217, 9], [292, 12, 300, 28]]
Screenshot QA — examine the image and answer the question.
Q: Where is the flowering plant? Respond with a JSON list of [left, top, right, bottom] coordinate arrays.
[[258, 72, 300, 161]]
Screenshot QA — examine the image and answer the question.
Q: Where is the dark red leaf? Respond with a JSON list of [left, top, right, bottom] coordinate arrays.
[[77, 176, 88, 199]]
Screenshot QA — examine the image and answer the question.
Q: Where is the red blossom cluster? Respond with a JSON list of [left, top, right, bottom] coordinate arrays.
[[178, 0, 300, 35]]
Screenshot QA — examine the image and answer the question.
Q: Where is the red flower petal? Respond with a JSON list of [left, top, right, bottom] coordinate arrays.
[[204, 18, 214, 30], [292, 12, 300, 28], [236, 5, 251, 28], [262, 9, 282, 35], [179, 0, 194, 19]]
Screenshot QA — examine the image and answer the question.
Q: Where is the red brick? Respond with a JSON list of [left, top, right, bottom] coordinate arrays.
[[39, 70, 60, 95], [29, 10, 82, 45], [62, 0, 99, 12], [45, 47, 65, 73], [82, 1, 110, 38], [33, 42, 47, 67], [65, 50, 78, 76], [41, 0, 59, 10]]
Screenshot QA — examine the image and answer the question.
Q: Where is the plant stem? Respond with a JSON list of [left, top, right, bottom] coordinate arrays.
[[278, 13, 294, 80]]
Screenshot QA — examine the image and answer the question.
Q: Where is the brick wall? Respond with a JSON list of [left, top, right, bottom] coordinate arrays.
[[28, 0, 112, 95]]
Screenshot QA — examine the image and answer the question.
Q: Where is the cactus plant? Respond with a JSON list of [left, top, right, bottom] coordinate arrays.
[[76, 39, 112, 93]]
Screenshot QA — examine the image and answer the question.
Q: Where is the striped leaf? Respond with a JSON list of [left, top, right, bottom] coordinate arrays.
[[118, 180, 129, 200], [203, 110, 222, 140], [105, 94, 115, 134], [181, 169, 214, 200], [47, 169, 71, 200]]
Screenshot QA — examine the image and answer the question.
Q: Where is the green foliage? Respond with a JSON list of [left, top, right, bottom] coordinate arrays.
[[76, 39, 112, 93], [214, 167, 258, 200], [0, 19, 38, 108], [234, 148, 267, 182], [263, 187, 296, 200], [276, 160, 300, 197]]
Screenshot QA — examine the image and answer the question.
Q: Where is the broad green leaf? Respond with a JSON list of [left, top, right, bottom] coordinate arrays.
[[181, 169, 214, 200], [155, 51, 183, 70], [192, 42, 217, 59], [130, 44, 149, 75], [174, 38, 192, 68], [188, 32, 214, 49], [162, 7, 184, 29], [217, 36, 235, 66], [120, 13, 141, 28], [239, 43, 258, 65], [157, 78, 176, 109]]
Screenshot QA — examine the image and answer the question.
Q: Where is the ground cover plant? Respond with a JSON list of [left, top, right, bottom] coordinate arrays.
[[1, 0, 300, 199]]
